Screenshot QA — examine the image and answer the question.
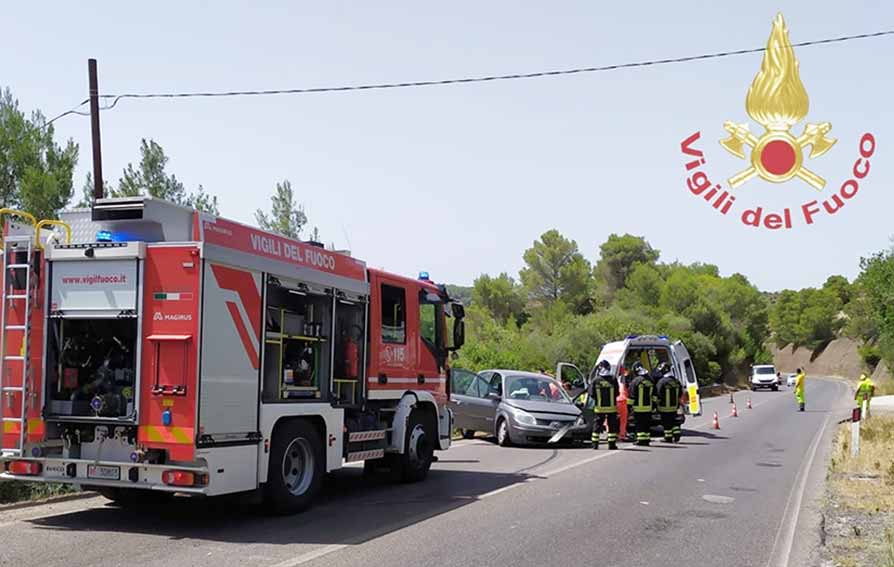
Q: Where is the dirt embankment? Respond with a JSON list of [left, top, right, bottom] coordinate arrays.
[[771, 338, 867, 379]]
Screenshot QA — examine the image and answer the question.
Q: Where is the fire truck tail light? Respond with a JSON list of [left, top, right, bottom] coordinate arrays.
[[8, 461, 42, 476], [162, 470, 206, 487]]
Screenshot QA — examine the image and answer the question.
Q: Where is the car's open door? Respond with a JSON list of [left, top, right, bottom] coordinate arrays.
[[672, 341, 701, 416], [556, 362, 587, 398]]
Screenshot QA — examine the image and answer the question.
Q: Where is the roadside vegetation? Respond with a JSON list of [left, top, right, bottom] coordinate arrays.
[[823, 415, 894, 567], [455, 231, 771, 384], [0, 481, 75, 506]]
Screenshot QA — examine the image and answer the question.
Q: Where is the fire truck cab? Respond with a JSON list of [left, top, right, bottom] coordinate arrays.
[[0, 197, 465, 514]]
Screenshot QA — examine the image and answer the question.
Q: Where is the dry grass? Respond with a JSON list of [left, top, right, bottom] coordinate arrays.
[[824, 415, 894, 566], [829, 416, 894, 512]]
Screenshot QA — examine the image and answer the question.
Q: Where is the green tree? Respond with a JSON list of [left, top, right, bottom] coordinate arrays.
[[855, 251, 894, 363], [769, 290, 803, 347], [659, 269, 699, 313], [619, 262, 662, 308], [108, 139, 219, 214], [822, 275, 851, 306], [0, 88, 78, 219], [594, 234, 659, 294], [472, 273, 525, 325], [255, 179, 308, 239], [797, 288, 842, 350], [519, 230, 591, 313]]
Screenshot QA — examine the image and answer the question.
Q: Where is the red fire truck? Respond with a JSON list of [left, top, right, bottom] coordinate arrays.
[[0, 197, 465, 513]]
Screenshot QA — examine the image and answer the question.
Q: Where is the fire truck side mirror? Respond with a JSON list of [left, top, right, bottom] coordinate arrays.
[[453, 318, 465, 350], [451, 303, 465, 319]]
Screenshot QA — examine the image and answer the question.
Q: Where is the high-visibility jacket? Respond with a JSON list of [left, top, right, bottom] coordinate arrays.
[[628, 376, 655, 413], [656, 375, 682, 412], [794, 372, 805, 403], [589, 375, 619, 414], [855, 375, 875, 404]]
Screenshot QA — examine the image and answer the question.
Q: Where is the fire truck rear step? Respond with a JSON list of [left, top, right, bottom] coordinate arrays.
[[346, 449, 385, 462], [347, 430, 386, 443]]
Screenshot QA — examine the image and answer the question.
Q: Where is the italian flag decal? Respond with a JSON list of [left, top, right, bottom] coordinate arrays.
[[153, 292, 194, 301]]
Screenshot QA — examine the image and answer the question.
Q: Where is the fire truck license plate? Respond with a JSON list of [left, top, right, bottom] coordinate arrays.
[[87, 465, 120, 481]]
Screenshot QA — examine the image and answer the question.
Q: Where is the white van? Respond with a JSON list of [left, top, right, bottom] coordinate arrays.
[[557, 335, 702, 418], [750, 364, 779, 391]]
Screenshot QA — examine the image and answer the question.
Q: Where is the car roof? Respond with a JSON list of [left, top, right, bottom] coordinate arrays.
[[753, 364, 776, 368], [482, 369, 554, 380]]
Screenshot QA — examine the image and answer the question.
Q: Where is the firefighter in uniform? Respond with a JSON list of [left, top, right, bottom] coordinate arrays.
[[628, 363, 655, 446], [855, 373, 875, 419], [589, 360, 619, 450], [655, 363, 682, 443]]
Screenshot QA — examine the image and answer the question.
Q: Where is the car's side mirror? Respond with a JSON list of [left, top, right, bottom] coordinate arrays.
[[487, 392, 501, 401]]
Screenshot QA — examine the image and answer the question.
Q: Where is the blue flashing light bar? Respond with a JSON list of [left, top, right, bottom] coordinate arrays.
[[96, 230, 113, 242], [418, 271, 430, 281], [626, 334, 639, 339]]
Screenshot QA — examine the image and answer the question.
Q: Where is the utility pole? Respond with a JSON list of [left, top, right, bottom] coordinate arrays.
[[88, 58, 104, 202]]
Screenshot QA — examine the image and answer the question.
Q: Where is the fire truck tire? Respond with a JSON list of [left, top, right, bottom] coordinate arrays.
[[394, 410, 436, 483], [264, 419, 324, 515], [94, 487, 172, 507]]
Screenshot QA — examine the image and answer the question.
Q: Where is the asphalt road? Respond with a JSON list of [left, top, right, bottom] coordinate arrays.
[[0, 379, 850, 567]]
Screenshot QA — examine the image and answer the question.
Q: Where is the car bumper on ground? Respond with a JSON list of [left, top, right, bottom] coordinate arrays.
[[509, 421, 588, 444]]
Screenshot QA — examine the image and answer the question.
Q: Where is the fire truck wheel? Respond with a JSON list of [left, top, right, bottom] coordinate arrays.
[[94, 487, 172, 507], [395, 410, 435, 483], [265, 419, 324, 515]]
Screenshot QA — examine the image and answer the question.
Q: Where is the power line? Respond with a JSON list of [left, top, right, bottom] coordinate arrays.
[[47, 28, 894, 124], [45, 98, 90, 127]]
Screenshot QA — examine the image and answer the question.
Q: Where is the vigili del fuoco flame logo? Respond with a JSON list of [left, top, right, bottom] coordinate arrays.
[[680, 14, 876, 230]]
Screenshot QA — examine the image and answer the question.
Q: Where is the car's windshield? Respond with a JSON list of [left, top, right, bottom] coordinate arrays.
[[505, 375, 571, 403], [755, 367, 776, 375]]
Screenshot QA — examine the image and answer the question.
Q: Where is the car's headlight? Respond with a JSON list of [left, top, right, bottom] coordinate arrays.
[[512, 409, 536, 425]]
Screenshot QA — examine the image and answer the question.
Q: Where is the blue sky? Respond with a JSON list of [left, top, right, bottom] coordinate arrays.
[[3, 1, 892, 291]]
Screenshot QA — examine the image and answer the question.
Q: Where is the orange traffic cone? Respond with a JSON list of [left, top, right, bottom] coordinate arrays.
[[712, 411, 720, 429], [731, 403, 739, 418], [747, 398, 753, 410]]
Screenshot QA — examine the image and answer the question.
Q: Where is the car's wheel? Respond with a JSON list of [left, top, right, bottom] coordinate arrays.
[[94, 487, 172, 507], [264, 419, 324, 515], [461, 429, 476, 440], [772, 385, 779, 391], [393, 409, 436, 483], [496, 417, 512, 447]]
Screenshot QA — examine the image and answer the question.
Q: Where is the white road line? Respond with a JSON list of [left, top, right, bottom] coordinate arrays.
[[268, 544, 349, 567], [539, 448, 620, 477], [766, 380, 844, 567], [480, 482, 529, 499]]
